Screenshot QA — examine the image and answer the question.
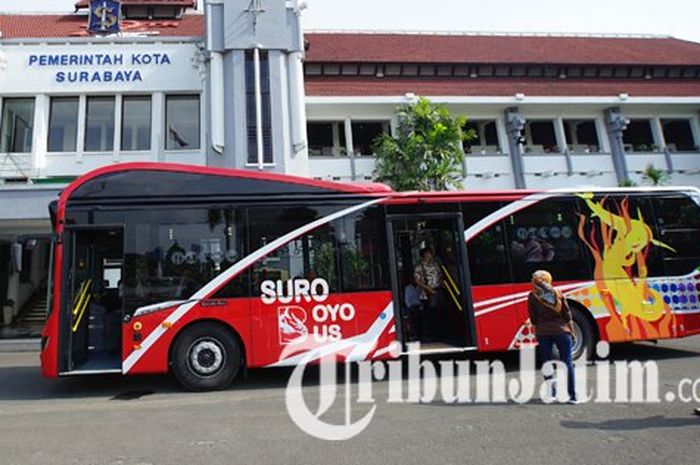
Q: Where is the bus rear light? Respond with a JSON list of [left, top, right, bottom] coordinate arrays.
[[133, 344, 142, 350], [161, 322, 173, 329], [133, 322, 142, 331]]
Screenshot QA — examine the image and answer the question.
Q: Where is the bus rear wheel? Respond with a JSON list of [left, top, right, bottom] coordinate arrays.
[[571, 307, 595, 361], [171, 322, 241, 391]]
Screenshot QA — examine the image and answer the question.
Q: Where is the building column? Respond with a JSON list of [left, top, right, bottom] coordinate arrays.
[[344, 117, 356, 181], [32, 94, 50, 178], [152, 92, 165, 162], [113, 94, 123, 163], [76, 95, 87, 164], [604, 107, 630, 186], [651, 116, 673, 173], [554, 117, 573, 176], [504, 107, 526, 189]]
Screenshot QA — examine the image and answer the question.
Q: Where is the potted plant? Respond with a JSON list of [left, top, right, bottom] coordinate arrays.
[[2, 299, 15, 326]]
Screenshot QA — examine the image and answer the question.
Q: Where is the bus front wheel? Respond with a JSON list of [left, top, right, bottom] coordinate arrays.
[[171, 322, 241, 391]]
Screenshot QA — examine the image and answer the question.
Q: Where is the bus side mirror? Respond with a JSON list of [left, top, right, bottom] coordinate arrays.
[[10, 243, 23, 274]]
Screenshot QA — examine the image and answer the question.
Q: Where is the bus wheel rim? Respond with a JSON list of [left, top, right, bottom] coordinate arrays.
[[572, 322, 584, 357], [188, 338, 226, 377]]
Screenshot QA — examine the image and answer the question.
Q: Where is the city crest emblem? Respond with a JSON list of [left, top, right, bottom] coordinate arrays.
[[87, 0, 122, 35]]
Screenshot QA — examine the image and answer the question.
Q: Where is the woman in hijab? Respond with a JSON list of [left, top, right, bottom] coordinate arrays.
[[528, 270, 577, 404]]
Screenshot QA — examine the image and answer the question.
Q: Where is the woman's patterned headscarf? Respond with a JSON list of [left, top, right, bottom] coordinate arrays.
[[531, 270, 562, 313]]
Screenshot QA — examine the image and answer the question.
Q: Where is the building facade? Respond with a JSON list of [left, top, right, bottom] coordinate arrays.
[[1, 0, 700, 335]]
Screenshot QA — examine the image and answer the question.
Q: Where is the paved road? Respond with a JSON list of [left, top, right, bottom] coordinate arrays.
[[0, 337, 699, 465]]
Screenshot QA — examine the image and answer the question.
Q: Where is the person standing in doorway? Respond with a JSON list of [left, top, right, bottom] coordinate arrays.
[[414, 247, 444, 341], [528, 269, 578, 404]]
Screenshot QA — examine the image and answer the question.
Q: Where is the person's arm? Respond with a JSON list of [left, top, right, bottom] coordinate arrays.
[[562, 298, 576, 340], [414, 266, 434, 295], [527, 294, 539, 328]]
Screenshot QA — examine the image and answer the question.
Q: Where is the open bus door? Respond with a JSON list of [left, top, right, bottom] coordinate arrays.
[[387, 213, 477, 354], [62, 227, 124, 374]]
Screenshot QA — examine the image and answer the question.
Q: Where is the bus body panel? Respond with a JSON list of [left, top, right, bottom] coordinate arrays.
[[40, 163, 700, 383], [250, 291, 395, 367], [123, 291, 396, 373], [40, 229, 64, 378]]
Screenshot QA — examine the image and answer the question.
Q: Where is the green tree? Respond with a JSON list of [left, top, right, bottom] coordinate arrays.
[[372, 97, 474, 191]]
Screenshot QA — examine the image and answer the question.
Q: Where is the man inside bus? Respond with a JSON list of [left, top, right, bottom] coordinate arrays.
[[414, 246, 444, 341]]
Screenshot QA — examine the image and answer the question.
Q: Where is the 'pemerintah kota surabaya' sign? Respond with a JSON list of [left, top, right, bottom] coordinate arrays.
[[0, 43, 203, 93], [28, 52, 172, 83]]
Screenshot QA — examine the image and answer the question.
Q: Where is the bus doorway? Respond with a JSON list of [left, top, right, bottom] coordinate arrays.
[[387, 214, 476, 352], [63, 227, 124, 373]]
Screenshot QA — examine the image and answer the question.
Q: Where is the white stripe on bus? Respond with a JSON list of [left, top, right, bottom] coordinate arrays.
[[123, 197, 387, 374]]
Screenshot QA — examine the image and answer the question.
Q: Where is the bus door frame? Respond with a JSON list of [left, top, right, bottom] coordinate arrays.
[[385, 212, 477, 350], [61, 224, 125, 374]]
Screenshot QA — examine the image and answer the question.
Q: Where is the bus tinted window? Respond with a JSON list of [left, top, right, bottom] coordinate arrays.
[[506, 198, 591, 283], [652, 194, 700, 276], [462, 202, 510, 285], [244, 205, 342, 297], [337, 208, 390, 292], [96, 207, 247, 313], [577, 194, 665, 278], [238, 205, 391, 297]]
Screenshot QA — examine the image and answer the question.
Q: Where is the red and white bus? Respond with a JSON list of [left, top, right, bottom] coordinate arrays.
[[40, 163, 700, 390]]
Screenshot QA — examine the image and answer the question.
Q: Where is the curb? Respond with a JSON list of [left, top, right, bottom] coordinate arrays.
[[0, 338, 41, 352]]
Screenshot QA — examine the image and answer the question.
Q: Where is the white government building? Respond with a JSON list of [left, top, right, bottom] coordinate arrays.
[[1, 0, 700, 335]]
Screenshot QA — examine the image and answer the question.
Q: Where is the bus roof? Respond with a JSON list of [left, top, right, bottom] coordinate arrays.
[[58, 162, 393, 208], [386, 185, 699, 204], [58, 162, 699, 208]]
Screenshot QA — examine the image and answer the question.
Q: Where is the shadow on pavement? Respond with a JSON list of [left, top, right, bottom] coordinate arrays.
[[561, 415, 700, 430]]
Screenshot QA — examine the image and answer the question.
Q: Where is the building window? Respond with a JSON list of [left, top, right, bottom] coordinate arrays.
[[661, 119, 697, 152], [0, 98, 35, 153], [85, 96, 115, 152], [351, 121, 390, 156], [165, 95, 200, 150], [563, 119, 600, 153], [121, 96, 151, 151], [623, 119, 656, 152], [463, 120, 500, 154], [245, 51, 273, 165], [48, 97, 79, 152], [307, 121, 346, 156], [525, 120, 559, 154]]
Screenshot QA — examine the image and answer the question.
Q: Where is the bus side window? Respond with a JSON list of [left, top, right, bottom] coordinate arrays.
[[462, 202, 511, 286], [245, 205, 342, 297], [506, 198, 591, 283], [652, 195, 700, 276], [335, 207, 391, 292]]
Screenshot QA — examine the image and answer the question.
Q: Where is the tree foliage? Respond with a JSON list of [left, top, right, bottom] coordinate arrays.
[[372, 98, 474, 191], [642, 163, 669, 186]]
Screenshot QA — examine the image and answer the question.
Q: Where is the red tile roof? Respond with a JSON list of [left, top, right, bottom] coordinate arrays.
[[305, 33, 700, 66], [75, 0, 196, 8], [305, 76, 700, 97], [0, 13, 204, 38]]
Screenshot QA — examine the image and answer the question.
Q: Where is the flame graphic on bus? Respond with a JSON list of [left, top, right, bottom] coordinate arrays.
[[577, 193, 677, 341], [278, 306, 309, 345]]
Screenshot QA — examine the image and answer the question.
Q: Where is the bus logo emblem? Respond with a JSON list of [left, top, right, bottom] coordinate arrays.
[[278, 306, 309, 345]]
